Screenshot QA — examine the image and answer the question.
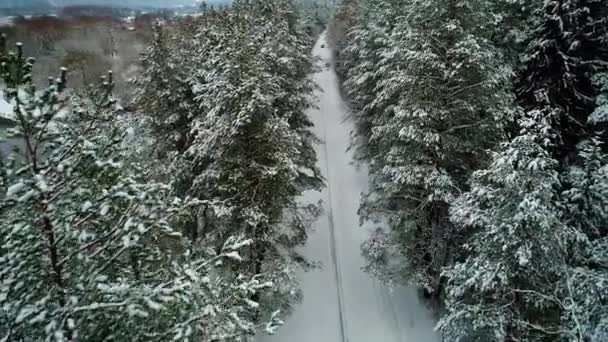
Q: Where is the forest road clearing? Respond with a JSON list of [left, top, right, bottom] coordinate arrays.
[[258, 32, 440, 342]]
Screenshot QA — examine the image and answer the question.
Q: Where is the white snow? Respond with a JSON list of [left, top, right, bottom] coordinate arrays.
[[225, 251, 244, 262], [258, 33, 440, 342], [0, 97, 11, 117], [81, 201, 93, 212], [6, 181, 25, 198]]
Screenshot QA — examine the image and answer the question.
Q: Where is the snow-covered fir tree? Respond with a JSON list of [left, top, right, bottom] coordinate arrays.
[[334, 0, 608, 339], [134, 0, 323, 327], [339, 0, 399, 161], [132, 21, 204, 241], [342, 0, 515, 299], [516, 0, 608, 156], [186, 0, 323, 320], [133, 23, 196, 157], [438, 109, 573, 341], [492, 0, 542, 67], [440, 0, 608, 338], [559, 138, 608, 340], [0, 40, 280, 341], [590, 72, 608, 127], [440, 110, 608, 342]]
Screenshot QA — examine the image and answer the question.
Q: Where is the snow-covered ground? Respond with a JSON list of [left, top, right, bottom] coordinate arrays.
[[259, 33, 440, 342], [0, 96, 14, 158], [0, 97, 9, 115]]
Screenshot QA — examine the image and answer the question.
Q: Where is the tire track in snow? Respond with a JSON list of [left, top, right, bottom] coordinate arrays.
[[320, 94, 349, 342]]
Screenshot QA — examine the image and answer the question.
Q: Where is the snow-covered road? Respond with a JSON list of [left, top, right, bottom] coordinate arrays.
[[259, 33, 440, 342]]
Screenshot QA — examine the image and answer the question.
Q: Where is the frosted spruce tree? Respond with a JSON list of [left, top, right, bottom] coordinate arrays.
[[133, 23, 196, 157], [132, 22, 205, 241], [340, 0, 401, 161], [134, 0, 323, 328], [0, 40, 280, 341], [440, 112, 608, 341], [438, 109, 573, 341], [517, 1, 608, 338], [343, 0, 515, 299], [186, 0, 323, 321], [516, 0, 608, 155], [559, 138, 608, 341], [440, 0, 608, 338]]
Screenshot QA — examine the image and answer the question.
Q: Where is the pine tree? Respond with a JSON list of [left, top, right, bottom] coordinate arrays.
[[340, 0, 400, 161], [492, 0, 541, 67], [133, 23, 196, 158], [558, 140, 608, 340], [440, 113, 608, 341], [438, 109, 572, 341], [0, 41, 279, 342], [186, 0, 323, 320], [440, 1, 608, 338], [343, 0, 515, 298], [134, 0, 323, 325], [339, 0, 608, 338], [516, 0, 608, 159], [132, 22, 204, 245], [589, 72, 608, 140]]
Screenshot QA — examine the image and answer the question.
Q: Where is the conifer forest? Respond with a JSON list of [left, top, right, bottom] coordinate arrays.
[[0, 0, 607, 341]]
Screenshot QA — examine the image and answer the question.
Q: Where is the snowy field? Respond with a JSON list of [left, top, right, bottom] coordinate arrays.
[[258, 33, 440, 342]]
